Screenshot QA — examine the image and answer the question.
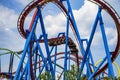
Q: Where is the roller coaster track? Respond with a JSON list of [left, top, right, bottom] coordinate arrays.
[[16, 0, 120, 78], [0, 48, 22, 79], [39, 35, 79, 67], [88, 0, 120, 77], [39, 35, 78, 53], [88, 0, 120, 20]]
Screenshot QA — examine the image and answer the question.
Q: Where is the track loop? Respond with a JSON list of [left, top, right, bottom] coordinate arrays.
[[88, 0, 120, 22], [17, 0, 45, 38], [17, 0, 120, 77], [102, 0, 120, 20], [88, 0, 120, 77]]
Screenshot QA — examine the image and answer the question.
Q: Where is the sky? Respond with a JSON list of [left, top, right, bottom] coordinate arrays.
[[0, 0, 120, 77]]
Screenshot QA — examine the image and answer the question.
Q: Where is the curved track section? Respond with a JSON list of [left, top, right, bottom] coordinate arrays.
[[39, 35, 79, 67], [17, 0, 120, 77], [89, 0, 120, 77], [17, 0, 70, 38], [95, 59, 120, 77], [0, 48, 22, 79]]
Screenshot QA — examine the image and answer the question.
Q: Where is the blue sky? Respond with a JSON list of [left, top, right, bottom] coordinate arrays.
[[0, 0, 120, 77], [0, 0, 24, 13], [0, 0, 85, 50]]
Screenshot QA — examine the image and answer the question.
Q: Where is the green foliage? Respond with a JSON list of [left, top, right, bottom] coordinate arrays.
[[38, 65, 120, 80], [38, 65, 88, 80], [102, 76, 120, 80], [64, 65, 88, 80], [118, 77, 120, 80], [38, 71, 51, 80], [64, 65, 78, 80], [38, 71, 55, 80], [79, 75, 88, 80]]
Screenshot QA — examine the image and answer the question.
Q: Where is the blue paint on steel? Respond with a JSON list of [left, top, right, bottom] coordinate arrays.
[[50, 47, 55, 55], [14, 9, 40, 79], [80, 39, 92, 77], [28, 45, 31, 80], [24, 69, 28, 80], [64, 7, 70, 72], [34, 47, 38, 79], [68, 51, 70, 70], [19, 62, 27, 79], [82, 39, 96, 72], [54, 46, 57, 76], [98, 6, 114, 77], [79, 6, 101, 78], [34, 34, 47, 73], [88, 6, 114, 79], [65, 0, 92, 78], [37, 6, 54, 77], [58, 32, 65, 36], [14, 0, 115, 79], [89, 56, 107, 79]]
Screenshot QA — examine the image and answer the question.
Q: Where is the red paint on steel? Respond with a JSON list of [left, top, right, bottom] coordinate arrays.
[[17, 0, 120, 77], [28, 9, 38, 32], [93, 0, 120, 77]]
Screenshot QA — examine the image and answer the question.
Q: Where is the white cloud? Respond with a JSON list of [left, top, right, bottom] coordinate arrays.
[[43, 1, 118, 63], [0, 5, 25, 51], [73, 1, 98, 38], [41, 0, 118, 48], [105, 0, 120, 16], [0, 5, 18, 29], [105, 27, 117, 45], [76, 0, 118, 47], [0, 0, 120, 76], [44, 13, 66, 37], [0, 0, 118, 53], [0, 26, 25, 50]]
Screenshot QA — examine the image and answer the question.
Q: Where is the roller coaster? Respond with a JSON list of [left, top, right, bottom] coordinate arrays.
[[0, 0, 120, 80]]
